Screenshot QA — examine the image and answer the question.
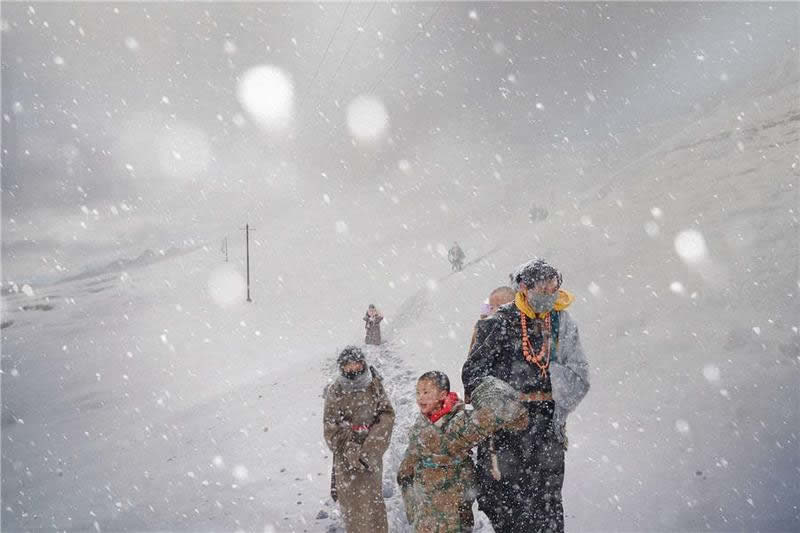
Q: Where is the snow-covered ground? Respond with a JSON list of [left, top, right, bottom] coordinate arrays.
[[3, 42, 799, 533]]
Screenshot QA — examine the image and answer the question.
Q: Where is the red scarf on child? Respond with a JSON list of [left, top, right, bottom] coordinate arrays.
[[428, 392, 460, 424]]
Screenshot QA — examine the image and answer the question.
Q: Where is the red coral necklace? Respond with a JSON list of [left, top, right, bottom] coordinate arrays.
[[520, 311, 551, 378]]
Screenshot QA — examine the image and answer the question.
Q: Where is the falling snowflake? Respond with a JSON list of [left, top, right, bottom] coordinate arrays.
[[702, 364, 721, 383], [644, 221, 660, 237], [674, 419, 690, 434], [237, 65, 294, 133], [346, 95, 389, 143], [669, 281, 685, 295], [124, 37, 140, 51], [207, 265, 246, 308], [588, 282, 601, 297], [232, 465, 249, 481], [674, 230, 708, 264]]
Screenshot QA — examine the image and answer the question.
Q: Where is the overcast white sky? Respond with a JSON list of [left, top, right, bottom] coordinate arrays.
[[2, 2, 797, 283]]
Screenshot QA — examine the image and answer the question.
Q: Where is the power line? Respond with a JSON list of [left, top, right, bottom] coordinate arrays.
[[366, 4, 441, 95], [303, 1, 352, 102], [303, 2, 377, 131], [328, 2, 378, 87], [305, 4, 443, 154]]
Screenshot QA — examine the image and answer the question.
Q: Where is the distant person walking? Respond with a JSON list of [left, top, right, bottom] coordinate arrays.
[[448, 242, 466, 272], [364, 304, 383, 345]]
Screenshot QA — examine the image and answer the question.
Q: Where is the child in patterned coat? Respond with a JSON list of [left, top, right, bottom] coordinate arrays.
[[397, 371, 477, 532]]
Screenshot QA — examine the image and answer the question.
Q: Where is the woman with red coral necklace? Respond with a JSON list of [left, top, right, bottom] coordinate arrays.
[[462, 259, 591, 533]]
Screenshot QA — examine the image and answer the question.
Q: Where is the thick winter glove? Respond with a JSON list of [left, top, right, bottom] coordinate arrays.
[[358, 453, 376, 472], [504, 408, 529, 432], [468, 377, 528, 436], [358, 444, 385, 473], [396, 456, 415, 487], [397, 471, 413, 488], [342, 441, 366, 472]]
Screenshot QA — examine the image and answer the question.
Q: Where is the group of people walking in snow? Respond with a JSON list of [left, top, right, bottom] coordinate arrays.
[[323, 258, 590, 532]]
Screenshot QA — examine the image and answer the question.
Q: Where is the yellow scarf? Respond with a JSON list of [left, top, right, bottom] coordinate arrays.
[[514, 289, 574, 319]]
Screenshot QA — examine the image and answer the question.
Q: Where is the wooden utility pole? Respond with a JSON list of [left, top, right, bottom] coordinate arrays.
[[242, 224, 256, 302]]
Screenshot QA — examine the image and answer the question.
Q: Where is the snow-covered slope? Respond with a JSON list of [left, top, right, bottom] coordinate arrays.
[[2, 63, 798, 532]]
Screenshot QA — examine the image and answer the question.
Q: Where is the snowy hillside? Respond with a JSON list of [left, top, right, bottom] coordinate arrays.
[[2, 48, 798, 533]]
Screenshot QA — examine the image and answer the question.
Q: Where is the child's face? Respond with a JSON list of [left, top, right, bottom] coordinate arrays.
[[489, 292, 513, 314], [416, 379, 447, 416], [341, 361, 365, 375]]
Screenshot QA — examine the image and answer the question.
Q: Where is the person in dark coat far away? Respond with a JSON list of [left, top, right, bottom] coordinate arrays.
[[448, 242, 466, 272], [364, 304, 383, 345]]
